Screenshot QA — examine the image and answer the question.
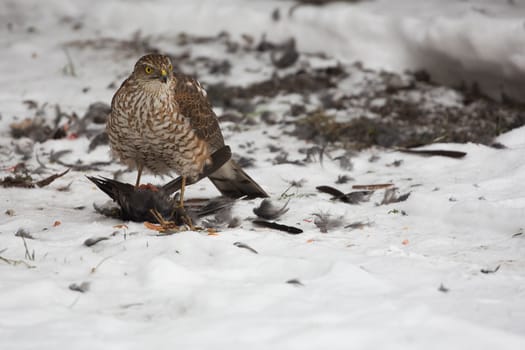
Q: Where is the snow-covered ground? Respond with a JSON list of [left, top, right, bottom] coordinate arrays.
[[1, 0, 525, 349]]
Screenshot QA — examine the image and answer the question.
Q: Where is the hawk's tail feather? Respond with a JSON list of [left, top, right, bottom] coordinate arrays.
[[162, 146, 268, 199], [208, 159, 268, 199], [162, 159, 268, 199]]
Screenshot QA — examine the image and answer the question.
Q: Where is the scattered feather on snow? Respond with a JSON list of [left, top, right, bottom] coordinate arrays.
[[68, 282, 90, 293], [312, 212, 344, 233], [233, 241, 258, 254], [252, 220, 303, 234], [253, 198, 290, 220]]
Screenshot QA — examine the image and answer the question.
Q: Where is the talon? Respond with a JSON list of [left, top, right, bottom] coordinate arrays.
[[174, 175, 197, 231], [134, 164, 144, 188], [148, 208, 179, 234], [142, 175, 200, 232], [181, 213, 197, 231]]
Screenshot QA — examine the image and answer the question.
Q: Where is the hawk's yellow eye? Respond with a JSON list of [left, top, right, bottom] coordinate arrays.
[[144, 66, 153, 74], [168, 64, 173, 72]]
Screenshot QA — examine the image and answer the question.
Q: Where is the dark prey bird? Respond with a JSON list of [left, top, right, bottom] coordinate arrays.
[[88, 145, 234, 224]]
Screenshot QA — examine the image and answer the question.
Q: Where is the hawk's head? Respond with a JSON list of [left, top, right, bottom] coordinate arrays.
[[132, 54, 174, 85]]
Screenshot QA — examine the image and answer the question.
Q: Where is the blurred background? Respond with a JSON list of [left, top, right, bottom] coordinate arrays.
[[1, 0, 525, 153], [3, 0, 525, 101]]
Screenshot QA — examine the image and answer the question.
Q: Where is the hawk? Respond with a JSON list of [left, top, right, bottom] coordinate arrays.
[[107, 54, 268, 210]]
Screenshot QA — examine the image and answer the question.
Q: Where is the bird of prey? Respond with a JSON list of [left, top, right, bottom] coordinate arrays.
[[106, 54, 268, 211]]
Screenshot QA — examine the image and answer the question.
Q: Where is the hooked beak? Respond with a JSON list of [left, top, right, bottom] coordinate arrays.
[[160, 69, 168, 83]]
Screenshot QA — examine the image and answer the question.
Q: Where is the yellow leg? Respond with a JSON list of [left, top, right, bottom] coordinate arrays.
[[135, 164, 143, 188], [145, 176, 197, 233], [178, 175, 195, 230], [149, 209, 179, 234], [179, 175, 186, 208]]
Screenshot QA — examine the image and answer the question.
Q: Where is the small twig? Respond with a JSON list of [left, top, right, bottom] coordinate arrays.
[[90, 256, 112, 274], [63, 48, 77, 77], [21, 236, 35, 261], [278, 183, 295, 199], [0, 255, 35, 268], [54, 160, 112, 171], [345, 220, 373, 230], [68, 295, 81, 309]]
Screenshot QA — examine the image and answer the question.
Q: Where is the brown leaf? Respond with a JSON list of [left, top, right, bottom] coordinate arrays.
[[144, 221, 164, 232]]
